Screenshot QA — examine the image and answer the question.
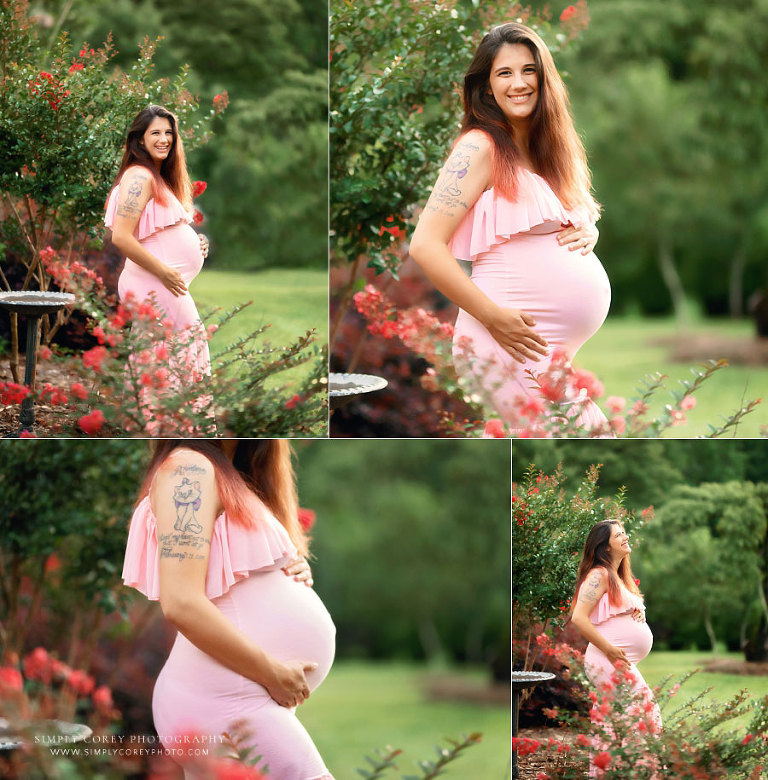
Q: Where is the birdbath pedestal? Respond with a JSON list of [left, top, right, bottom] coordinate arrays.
[[329, 372, 388, 411], [0, 291, 76, 435], [511, 671, 556, 779]]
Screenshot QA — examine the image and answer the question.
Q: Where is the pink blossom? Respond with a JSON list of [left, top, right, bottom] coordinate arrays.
[[298, 508, 316, 531], [70, 382, 88, 400], [39, 345, 52, 360], [67, 669, 95, 696], [605, 395, 626, 413], [610, 415, 626, 434], [560, 5, 576, 21], [82, 345, 109, 373], [571, 368, 603, 399], [680, 395, 696, 410]]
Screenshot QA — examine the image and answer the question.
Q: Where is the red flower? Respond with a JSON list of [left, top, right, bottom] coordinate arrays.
[[484, 419, 506, 438], [79, 409, 106, 435], [576, 734, 591, 747], [560, 5, 576, 21], [593, 751, 611, 770], [0, 381, 31, 405], [45, 553, 61, 573], [571, 368, 603, 399], [68, 62, 84, 73], [191, 180, 208, 198], [0, 667, 23, 692], [82, 345, 109, 373], [67, 669, 95, 696], [298, 508, 316, 531], [23, 647, 51, 683], [285, 394, 301, 410], [39, 345, 52, 360], [20, 429, 37, 438], [741, 733, 754, 745], [379, 216, 404, 239], [70, 382, 88, 400], [192, 209, 204, 225], [92, 685, 114, 713], [212, 91, 229, 112], [680, 394, 696, 410]]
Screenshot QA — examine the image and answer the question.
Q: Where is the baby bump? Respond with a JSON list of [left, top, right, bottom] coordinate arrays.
[[594, 614, 654, 664], [139, 222, 204, 283], [470, 233, 611, 352], [224, 570, 336, 691]]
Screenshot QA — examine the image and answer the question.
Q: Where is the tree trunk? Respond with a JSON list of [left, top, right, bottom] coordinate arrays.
[[703, 605, 718, 657], [417, 617, 445, 661], [657, 235, 689, 326], [729, 245, 746, 318]]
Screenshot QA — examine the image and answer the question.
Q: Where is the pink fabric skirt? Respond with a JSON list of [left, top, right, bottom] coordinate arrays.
[[452, 229, 611, 429], [118, 221, 210, 377], [153, 566, 336, 779], [584, 615, 662, 776]]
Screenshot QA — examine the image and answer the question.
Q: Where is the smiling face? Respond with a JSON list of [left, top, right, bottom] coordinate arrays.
[[608, 523, 631, 560], [141, 116, 174, 169], [488, 42, 539, 129]]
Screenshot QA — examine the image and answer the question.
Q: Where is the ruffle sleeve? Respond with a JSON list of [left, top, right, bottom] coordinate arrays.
[[122, 495, 297, 601], [589, 590, 646, 626], [104, 186, 192, 241], [449, 169, 593, 262]]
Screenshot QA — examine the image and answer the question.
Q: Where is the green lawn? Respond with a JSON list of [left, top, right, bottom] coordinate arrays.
[[638, 650, 768, 731], [576, 316, 768, 437], [299, 661, 511, 780], [191, 267, 328, 384]]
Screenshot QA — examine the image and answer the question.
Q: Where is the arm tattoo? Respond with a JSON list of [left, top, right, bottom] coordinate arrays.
[[578, 573, 602, 604], [115, 174, 147, 218], [426, 141, 479, 217], [172, 476, 204, 533], [158, 531, 211, 562]]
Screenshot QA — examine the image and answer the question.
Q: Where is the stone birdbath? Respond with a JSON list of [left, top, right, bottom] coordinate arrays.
[[0, 717, 92, 767], [0, 291, 76, 434], [511, 670, 555, 779], [329, 372, 388, 411]]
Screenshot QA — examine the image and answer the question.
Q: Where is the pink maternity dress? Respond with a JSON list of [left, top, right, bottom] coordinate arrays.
[[582, 582, 662, 775], [104, 171, 210, 379], [122, 483, 336, 780], [449, 167, 611, 430]]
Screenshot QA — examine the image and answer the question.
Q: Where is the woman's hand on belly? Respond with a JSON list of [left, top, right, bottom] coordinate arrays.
[[281, 557, 313, 587], [557, 222, 599, 256], [264, 659, 318, 708], [632, 608, 646, 623], [603, 643, 630, 669], [485, 306, 549, 363], [156, 263, 188, 297]]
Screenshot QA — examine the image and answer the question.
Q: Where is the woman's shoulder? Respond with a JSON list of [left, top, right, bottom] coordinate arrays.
[[154, 447, 216, 480], [584, 566, 608, 583], [118, 165, 153, 187], [454, 128, 494, 157]]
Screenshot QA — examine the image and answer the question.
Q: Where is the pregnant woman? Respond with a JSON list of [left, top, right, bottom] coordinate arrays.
[[410, 23, 610, 432], [122, 440, 335, 779], [105, 105, 210, 401], [570, 519, 661, 773]]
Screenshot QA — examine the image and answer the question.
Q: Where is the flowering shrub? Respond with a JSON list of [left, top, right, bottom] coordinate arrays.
[[514, 652, 768, 779], [0, 0, 228, 381], [352, 284, 761, 437], [0, 646, 124, 777], [0, 246, 327, 436]]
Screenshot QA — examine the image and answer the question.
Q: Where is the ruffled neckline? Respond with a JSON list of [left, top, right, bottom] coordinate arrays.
[[104, 182, 192, 241], [448, 167, 593, 262], [122, 494, 297, 601], [589, 585, 646, 626]]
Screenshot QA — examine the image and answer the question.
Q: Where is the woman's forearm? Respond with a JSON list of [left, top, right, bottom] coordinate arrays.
[[410, 241, 502, 328], [162, 594, 278, 688]]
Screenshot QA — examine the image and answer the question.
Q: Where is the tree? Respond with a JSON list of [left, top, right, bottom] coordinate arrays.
[[637, 481, 768, 659]]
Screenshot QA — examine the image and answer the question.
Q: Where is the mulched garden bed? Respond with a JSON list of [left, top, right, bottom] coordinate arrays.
[[0, 355, 81, 437], [515, 726, 587, 779]]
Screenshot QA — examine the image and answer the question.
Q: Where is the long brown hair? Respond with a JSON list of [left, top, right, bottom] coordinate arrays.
[[460, 22, 599, 218], [111, 105, 192, 210], [572, 520, 641, 609], [138, 440, 308, 557]]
